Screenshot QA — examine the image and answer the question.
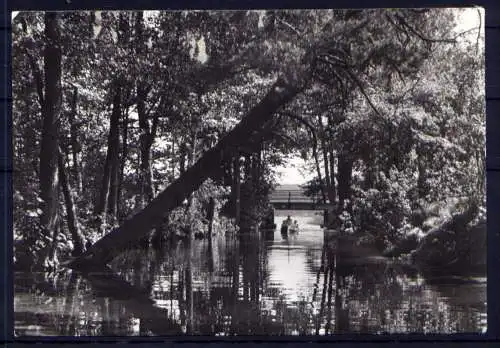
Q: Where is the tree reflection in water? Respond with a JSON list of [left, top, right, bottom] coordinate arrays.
[[14, 217, 486, 336]]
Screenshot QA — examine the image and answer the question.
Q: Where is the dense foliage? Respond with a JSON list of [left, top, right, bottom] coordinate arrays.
[[12, 9, 484, 271]]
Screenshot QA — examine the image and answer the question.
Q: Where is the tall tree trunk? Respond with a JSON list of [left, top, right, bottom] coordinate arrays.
[[321, 145, 336, 204], [241, 154, 256, 227], [318, 116, 335, 204], [107, 89, 122, 221], [337, 154, 353, 209], [185, 132, 198, 233], [68, 87, 83, 193], [317, 118, 329, 181], [109, 111, 125, 221], [135, 12, 155, 207], [233, 157, 241, 225], [39, 12, 62, 268], [321, 145, 331, 192], [171, 137, 176, 179], [108, 139, 120, 220], [185, 248, 194, 334], [251, 152, 258, 184], [207, 197, 215, 263], [256, 145, 263, 179], [476, 149, 485, 196], [58, 149, 85, 256], [326, 117, 337, 205], [230, 241, 240, 334], [328, 149, 336, 204], [117, 106, 129, 220], [137, 83, 154, 206], [313, 142, 327, 204], [244, 154, 251, 180], [70, 77, 302, 267], [96, 84, 121, 227], [104, 13, 129, 221]]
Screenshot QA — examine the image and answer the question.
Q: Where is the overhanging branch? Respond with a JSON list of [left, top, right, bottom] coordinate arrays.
[[275, 16, 303, 37], [278, 111, 318, 149], [393, 13, 456, 44], [341, 67, 391, 127], [278, 110, 328, 203]]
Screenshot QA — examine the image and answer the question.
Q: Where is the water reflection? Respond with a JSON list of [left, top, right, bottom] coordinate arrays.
[[14, 210, 486, 336]]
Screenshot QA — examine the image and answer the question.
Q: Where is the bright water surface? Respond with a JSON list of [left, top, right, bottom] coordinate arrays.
[[14, 210, 487, 336]]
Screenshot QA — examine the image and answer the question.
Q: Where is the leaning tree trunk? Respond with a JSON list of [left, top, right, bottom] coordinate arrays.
[[69, 77, 303, 267], [39, 12, 62, 268], [58, 149, 85, 256]]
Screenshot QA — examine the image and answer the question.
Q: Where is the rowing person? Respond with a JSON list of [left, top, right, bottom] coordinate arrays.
[[281, 215, 292, 235], [289, 220, 299, 234]]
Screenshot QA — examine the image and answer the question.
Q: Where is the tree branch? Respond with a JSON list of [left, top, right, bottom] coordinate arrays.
[[270, 131, 298, 146], [341, 67, 390, 126], [149, 96, 166, 144], [278, 111, 320, 164], [278, 110, 328, 203], [275, 16, 302, 37], [475, 7, 482, 53], [394, 13, 456, 44]]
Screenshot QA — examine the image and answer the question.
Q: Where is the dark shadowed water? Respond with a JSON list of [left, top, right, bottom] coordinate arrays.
[[14, 210, 486, 336]]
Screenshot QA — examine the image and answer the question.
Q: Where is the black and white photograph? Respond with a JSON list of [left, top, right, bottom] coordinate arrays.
[[12, 8, 486, 336]]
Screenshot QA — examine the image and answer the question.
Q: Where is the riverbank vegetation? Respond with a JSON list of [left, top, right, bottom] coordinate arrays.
[[12, 9, 484, 274]]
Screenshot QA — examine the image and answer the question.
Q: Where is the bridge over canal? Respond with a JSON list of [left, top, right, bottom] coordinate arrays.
[[269, 184, 328, 210]]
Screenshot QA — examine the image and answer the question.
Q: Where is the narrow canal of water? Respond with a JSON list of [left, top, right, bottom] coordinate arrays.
[[14, 210, 486, 336]]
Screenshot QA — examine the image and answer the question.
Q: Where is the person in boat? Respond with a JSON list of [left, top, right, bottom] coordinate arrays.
[[281, 216, 292, 234], [289, 220, 299, 234]]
